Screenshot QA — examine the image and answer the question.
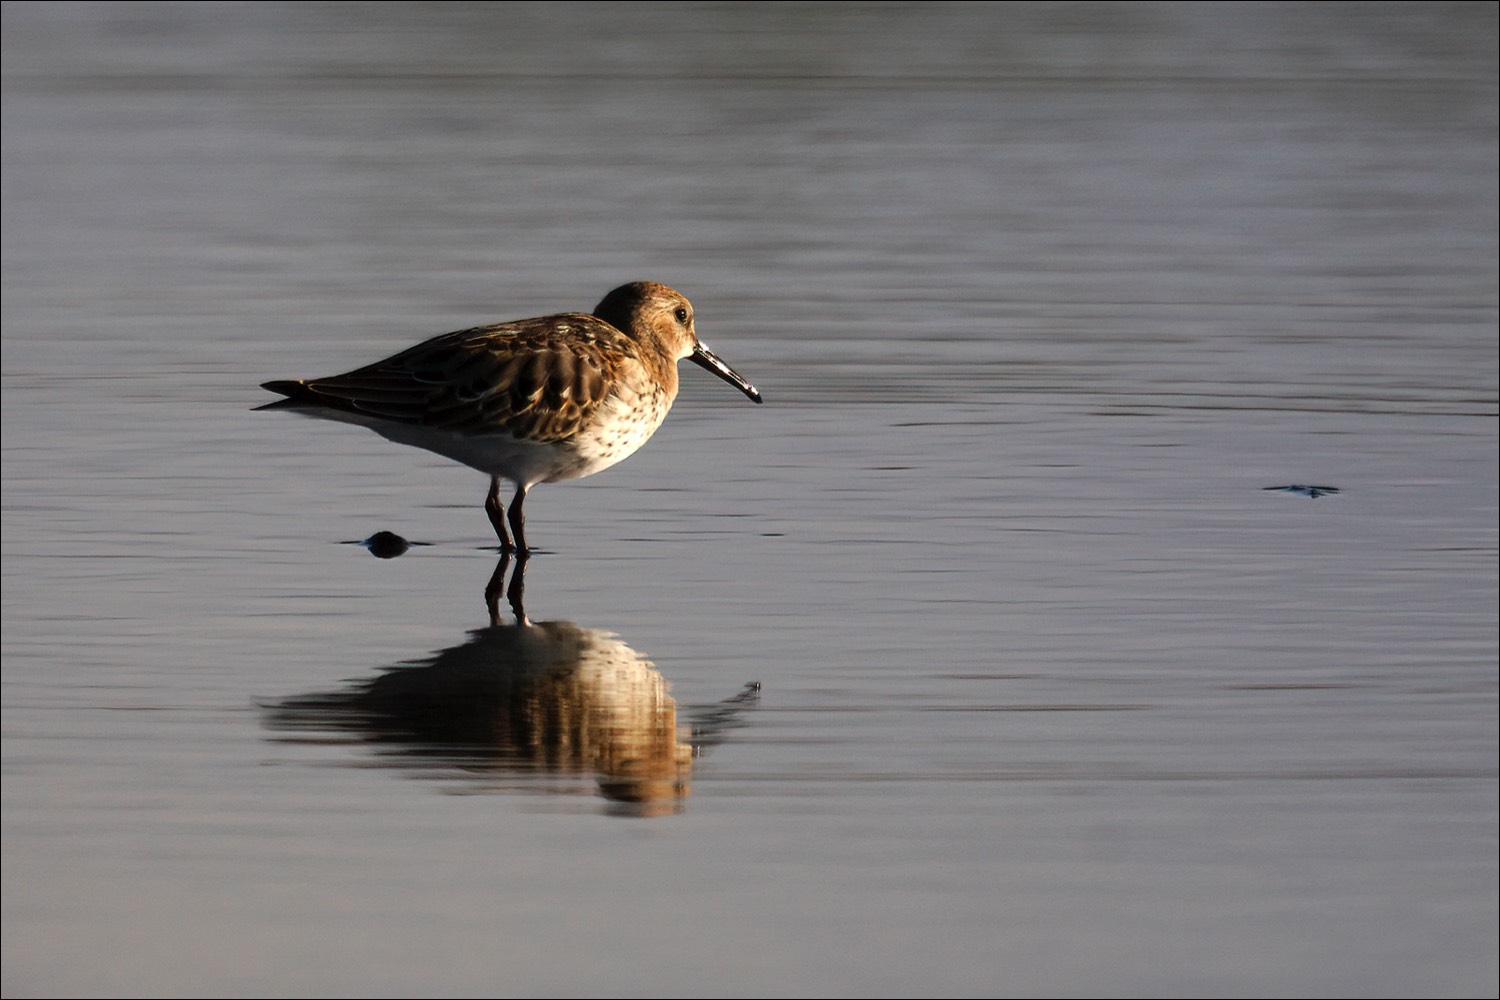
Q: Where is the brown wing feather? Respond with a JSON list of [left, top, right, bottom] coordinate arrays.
[[269, 314, 626, 442]]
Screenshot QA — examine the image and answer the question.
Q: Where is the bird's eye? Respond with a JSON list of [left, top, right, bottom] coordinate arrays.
[[674, 307, 689, 324]]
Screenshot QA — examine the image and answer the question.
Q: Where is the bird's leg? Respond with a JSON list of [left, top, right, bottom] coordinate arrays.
[[485, 475, 513, 552], [507, 484, 530, 558]]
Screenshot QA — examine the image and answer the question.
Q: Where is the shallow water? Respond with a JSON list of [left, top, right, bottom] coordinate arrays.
[[3, 4, 1496, 997]]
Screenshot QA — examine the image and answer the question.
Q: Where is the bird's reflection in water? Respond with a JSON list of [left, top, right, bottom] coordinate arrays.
[[265, 557, 758, 817]]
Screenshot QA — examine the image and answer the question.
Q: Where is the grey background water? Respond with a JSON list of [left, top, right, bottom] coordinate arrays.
[[3, 3, 1496, 997]]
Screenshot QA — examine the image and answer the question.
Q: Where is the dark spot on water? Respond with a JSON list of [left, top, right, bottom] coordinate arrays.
[[342, 531, 435, 558], [1263, 485, 1342, 499]]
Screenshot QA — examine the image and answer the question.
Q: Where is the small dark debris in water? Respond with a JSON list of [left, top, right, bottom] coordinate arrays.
[[343, 531, 433, 558], [1264, 485, 1341, 499]]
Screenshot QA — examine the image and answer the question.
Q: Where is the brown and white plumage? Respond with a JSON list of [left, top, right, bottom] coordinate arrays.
[[259, 281, 761, 554]]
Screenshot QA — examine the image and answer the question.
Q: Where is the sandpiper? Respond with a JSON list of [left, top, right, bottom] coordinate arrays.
[[259, 281, 762, 554]]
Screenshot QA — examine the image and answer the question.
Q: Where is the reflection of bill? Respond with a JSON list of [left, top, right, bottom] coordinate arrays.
[[265, 557, 758, 817]]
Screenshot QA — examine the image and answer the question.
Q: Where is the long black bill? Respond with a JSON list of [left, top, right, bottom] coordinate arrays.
[[690, 342, 763, 404]]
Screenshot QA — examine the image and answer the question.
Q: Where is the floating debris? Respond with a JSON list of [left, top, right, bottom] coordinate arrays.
[[343, 531, 432, 558], [1263, 485, 1341, 499]]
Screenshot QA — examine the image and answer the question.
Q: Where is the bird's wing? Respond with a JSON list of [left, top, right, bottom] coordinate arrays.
[[263, 315, 625, 442]]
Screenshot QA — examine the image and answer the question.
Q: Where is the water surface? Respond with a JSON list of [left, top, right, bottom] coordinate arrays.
[[3, 4, 1496, 997]]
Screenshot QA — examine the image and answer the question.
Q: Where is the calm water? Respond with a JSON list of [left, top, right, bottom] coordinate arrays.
[[3, 3, 1496, 997]]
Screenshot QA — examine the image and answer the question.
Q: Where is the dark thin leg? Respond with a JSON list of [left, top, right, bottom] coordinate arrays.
[[485, 475, 513, 552], [507, 484, 530, 559]]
